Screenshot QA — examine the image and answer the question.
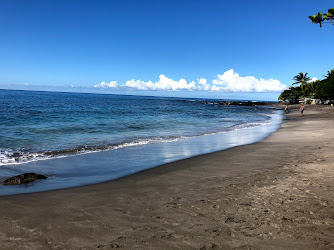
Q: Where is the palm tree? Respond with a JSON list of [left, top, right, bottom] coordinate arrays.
[[306, 80, 318, 98], [292, 72, 311, 92]]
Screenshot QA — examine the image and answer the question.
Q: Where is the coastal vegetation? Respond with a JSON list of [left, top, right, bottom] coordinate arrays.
[[282, 8, 334, 104], [292, 72, 310, 92], [279, 70, 334, 104], [309, 8, 334, 27]]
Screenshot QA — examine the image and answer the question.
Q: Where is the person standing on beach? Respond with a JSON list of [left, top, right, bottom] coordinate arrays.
[[285, 105, 289, 114], [300, 104, 305, 116]]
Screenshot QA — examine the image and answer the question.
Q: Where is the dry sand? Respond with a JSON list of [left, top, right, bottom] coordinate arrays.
[[0, 104, 333, 249]]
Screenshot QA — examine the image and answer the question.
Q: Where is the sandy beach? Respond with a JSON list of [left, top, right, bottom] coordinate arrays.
[[0, 104, 333, 249]]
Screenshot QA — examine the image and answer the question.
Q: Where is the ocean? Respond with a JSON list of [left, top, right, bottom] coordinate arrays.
[[0, 89, 283, 195]]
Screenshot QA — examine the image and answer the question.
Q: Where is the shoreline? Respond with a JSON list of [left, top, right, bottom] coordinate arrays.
[[0, 104, 333, 249], [0, 109, 282, 196]]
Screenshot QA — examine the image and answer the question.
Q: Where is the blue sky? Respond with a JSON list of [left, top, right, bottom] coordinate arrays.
[[0, 0, 333, 101]]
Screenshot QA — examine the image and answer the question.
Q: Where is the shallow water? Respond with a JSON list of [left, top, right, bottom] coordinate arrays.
[[0, 110, 282, 196], [0, 89, 275, 165]]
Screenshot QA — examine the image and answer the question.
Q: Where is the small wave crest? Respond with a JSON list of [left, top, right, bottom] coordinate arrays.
[[0, 149, 43, 165], [0, 137, 179, 166]]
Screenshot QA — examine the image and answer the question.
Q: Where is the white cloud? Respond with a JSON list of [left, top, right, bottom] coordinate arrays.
[[211, 69, 287, 92], [94, 81, 118, 88], [93, 69, 287, 93], [197, 78, 210, 91], [125, 74, 197, 91], [125, 79, 154, 90], [210, 85, 222, 92]]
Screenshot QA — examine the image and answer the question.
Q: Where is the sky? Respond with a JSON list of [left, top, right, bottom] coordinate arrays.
[[0, 0, 333, 101]]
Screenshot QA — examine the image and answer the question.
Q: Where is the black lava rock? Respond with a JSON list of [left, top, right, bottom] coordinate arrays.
[[2, 173, 47, 185]]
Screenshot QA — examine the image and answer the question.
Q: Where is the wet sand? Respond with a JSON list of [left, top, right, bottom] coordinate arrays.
[[0, 104, 333, 249]]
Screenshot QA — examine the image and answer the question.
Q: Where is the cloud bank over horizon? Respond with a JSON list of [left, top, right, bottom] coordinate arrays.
[[94, 81, 118, 88], [94, 69, 287, 93]]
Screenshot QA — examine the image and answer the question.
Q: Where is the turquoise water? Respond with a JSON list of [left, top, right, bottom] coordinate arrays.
[[0, 89, 282, 195]]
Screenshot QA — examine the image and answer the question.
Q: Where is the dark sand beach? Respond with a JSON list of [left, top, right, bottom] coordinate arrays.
[[0, 104, 333, 249]]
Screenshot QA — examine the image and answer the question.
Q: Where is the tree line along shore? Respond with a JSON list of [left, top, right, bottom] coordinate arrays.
[[278, 70, 334, 105]]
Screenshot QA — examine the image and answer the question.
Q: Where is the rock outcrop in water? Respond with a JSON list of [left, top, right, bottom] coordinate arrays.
[[2, 173, 47, 185]]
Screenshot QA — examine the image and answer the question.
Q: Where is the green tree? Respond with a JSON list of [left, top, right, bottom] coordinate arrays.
[[278, 86, 302, 104], [324, 69, 334, 78], [316, 72, 334, 103], [305, 80, 319, 98], [279, 70, 334, 104], [309, 8, 334, 27], [292, 72, 310, 94]]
